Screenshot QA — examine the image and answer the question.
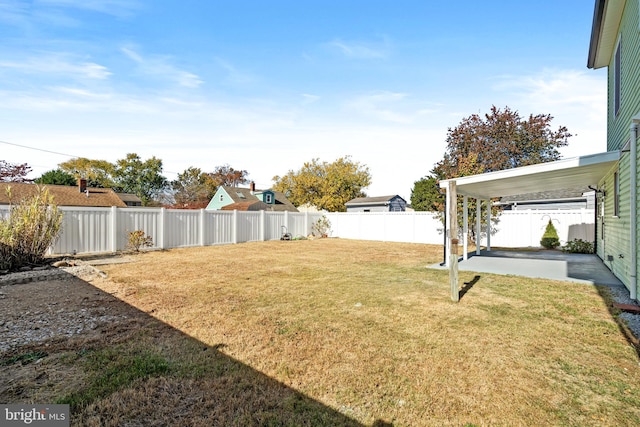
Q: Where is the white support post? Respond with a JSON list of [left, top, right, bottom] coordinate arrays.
[[260, 210, 266, 241], [444, 186, 451, 267], [476, 198, 481, 255], [486, 200, 491, 252], [463, 196, 468, 261], [448, 181, 459, 302]]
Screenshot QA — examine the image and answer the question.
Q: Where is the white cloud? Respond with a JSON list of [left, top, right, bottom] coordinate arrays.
[[36, 0, 141, 18], [121, 46, 203, 88], [301, 93, 320, 105], [0, 54, 111, 79], [327, 38, 390, 59], [345, 91, 436, 124], [491, 68, 608, 157]]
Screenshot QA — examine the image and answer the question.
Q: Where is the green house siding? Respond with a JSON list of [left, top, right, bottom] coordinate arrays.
[[205, 188, 232, 210], [599, 0, 640, 294], [599, 154, 632, 288], [608, 0, 640, 152]]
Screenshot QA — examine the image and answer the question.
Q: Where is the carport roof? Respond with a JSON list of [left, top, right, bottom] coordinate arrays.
[[438, 151, 620, 199]]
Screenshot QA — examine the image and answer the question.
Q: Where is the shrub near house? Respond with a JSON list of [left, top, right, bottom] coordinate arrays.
[[540, 220, 560, 249]]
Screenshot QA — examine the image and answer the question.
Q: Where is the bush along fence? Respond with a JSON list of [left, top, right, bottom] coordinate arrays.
[[0, 206, 596, 256]]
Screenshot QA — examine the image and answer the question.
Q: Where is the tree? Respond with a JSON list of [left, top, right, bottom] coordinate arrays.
[[34, 169, 77, 186], [411, 106, 572, 241], [208, 164, 249, 187], [58, 158, 116, 188], [272, 156, 371, 212], [410, 176, 443, 212], [171, 167, 217, 208], [0, 160, 32, 182], [113, 153, 168, 206], [432, 105, 571, 180]]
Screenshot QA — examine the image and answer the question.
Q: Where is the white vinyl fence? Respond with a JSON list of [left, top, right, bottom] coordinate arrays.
[[0, 206, 594, 255], [325, 209, 595, 248]]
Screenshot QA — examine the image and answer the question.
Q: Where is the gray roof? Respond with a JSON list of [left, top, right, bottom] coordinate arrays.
[[500, 187, 591, 204], [221, 186, 298, 212], [346, 195, 405, 206]]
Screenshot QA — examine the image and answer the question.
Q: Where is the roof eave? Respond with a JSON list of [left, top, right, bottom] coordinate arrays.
[[588, 0, 625, 69]]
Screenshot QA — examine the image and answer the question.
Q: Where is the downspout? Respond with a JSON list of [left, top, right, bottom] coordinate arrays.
[[629, 119, 639, 300]]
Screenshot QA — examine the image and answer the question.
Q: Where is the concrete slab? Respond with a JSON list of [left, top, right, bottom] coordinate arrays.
[[430, 250, 624, 287]]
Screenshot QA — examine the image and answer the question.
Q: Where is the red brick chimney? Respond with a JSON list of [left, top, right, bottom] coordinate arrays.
[[78, 178, 87, 193], [249, 181, 256, 193]]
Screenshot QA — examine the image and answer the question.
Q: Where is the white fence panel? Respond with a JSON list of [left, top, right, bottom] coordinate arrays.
[[205, 210, 234, 245], [118, 208, 163, 250], [490, 209, 594, 247], [164, 209, 201, 248], [326, 212, 443, 244], [53, 207, 112, 254], [237, 212, 262, 243], [290, 212, 323, 238]]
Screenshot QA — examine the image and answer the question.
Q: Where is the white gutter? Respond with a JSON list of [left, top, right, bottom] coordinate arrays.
[[630, 117, 639, 300]]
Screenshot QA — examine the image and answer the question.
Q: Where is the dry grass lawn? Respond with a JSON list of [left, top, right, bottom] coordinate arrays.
[[78, 239, 640, 426], [4, 239, 640, 426]]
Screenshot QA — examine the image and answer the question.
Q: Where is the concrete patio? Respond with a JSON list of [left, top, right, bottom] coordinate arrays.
[[430, 249, 624, 287]]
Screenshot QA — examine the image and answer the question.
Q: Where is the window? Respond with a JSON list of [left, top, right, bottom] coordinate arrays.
[[265, 194, 273, 204], [614, 171, 620, 217], [614, 37, 621, 116], [219, 194, 224, 202]]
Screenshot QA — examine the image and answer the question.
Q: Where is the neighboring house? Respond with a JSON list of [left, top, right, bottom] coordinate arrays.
[[0, 180, 129, 208], [588, 0, 640, 298], [345, 195, 407, 212], [499, 187, 595, 210], [116, 192, 143, 207], [205, 182, 298, 212]]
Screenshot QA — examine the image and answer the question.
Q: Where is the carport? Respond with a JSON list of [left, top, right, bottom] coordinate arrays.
[[438, 151, 621, 300]]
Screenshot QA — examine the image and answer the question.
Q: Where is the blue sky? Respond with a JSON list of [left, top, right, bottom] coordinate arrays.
[[1, 0, 607, 201]]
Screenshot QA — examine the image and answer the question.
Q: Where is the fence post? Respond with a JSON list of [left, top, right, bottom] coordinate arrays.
[[110, 206, 118, 253], [232, 210, 238, 244], [284, 211, 289, 237], [158, 208, 166, 249], [200, 208, 206, 247], [260, 210, 266, 241]]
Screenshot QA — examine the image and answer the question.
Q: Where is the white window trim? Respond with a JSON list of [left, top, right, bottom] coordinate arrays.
[[614, 35, 622, 117]]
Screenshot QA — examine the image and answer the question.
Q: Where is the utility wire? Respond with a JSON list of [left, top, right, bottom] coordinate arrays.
[[0, 140, 80, 158]]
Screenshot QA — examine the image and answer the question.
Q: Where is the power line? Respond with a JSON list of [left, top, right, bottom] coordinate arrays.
[[0, 140, 80, 158]]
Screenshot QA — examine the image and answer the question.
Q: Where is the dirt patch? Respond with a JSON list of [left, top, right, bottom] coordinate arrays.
[[0, 265, 146, 405]]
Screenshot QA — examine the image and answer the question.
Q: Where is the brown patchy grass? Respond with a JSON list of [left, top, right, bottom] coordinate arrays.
[[74, 238, 640, 426], [3, 239, 639, 425]]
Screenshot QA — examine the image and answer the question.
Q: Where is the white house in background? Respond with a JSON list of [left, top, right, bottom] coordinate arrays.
[[345, 195, 407, 212]]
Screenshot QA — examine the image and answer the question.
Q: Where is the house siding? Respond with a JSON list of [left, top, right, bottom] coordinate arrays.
[[599, 154, 631, 288], [608, 0, 640, 151], [601, 0, 640, 293], [205, 188, 232, 210]]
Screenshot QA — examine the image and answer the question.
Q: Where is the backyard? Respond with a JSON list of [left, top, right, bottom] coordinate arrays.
[[1, 239, 639, 426]]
